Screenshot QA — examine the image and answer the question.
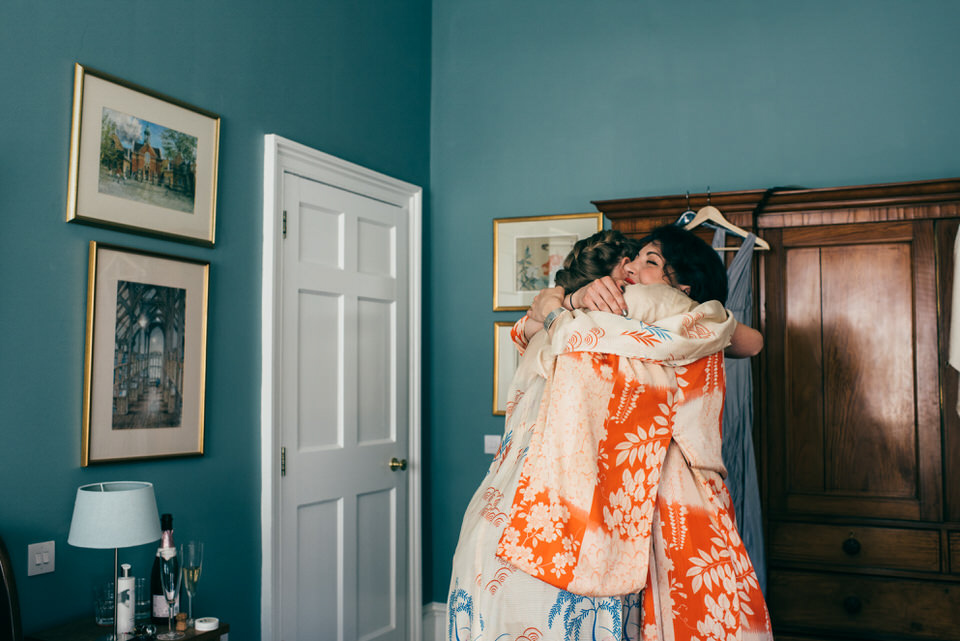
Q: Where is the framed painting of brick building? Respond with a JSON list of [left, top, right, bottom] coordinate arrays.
[[66, 64, 220, 245]]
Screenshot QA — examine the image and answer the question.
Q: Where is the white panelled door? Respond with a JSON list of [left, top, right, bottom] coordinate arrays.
[[278, 171, 410, 641]]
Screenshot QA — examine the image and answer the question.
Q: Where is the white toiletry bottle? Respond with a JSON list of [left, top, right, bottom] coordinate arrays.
[[117, 563, 135, 634]]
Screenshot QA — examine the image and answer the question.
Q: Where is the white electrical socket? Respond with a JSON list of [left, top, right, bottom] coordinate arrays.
[[27, 540, 55, 576], [484, 434, 501, 455]]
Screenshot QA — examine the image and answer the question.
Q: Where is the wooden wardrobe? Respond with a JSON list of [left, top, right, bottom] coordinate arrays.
[[594, 178, 960, 641]]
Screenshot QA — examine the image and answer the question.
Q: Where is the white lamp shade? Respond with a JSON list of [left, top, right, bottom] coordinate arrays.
[[68, 481, 162, 549]]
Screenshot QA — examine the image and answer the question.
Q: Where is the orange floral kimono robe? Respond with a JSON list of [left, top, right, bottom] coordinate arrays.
[[447, 284, 772, 641]]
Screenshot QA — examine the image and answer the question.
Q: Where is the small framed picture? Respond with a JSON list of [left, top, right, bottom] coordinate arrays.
[[81, 242, 209, 465], [493, 321, 520, 416], [493, 213, 603, 310], [66, 63, 220, 245]]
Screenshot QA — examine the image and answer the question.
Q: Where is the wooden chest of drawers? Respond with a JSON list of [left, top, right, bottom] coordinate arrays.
[[757, 198, 960, 640], [950, 532, 960, 575], [768, 522, 941, 573], [767, 570, 960, 640]]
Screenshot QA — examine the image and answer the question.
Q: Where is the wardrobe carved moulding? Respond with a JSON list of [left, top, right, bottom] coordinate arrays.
[[593, 177, 960, 233]]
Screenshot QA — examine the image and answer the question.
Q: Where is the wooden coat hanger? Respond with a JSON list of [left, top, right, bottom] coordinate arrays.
[[679, 191, 770, 251]]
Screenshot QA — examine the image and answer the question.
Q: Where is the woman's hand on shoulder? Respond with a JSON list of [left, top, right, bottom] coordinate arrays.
[[571, 277, 627, 315]]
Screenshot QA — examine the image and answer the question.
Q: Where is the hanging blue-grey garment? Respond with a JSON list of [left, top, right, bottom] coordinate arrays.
[[713, 229, 767, 595]]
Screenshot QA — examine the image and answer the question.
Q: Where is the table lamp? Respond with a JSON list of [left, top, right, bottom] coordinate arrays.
[[68, 482, 161, 641]]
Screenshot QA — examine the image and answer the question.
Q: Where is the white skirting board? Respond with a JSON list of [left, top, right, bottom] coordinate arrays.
[[422, 602, 446, 641]]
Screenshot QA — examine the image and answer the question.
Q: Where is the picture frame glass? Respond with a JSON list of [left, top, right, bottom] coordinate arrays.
[[493, 321, 520, 415], [84, 243, 208, 464], [69, 65, 219, 245], [494, 213, 602, 310]]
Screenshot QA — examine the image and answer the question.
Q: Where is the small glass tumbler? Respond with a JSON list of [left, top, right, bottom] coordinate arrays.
[[135, 577, 151, 621], [93, 582, 115, 626]]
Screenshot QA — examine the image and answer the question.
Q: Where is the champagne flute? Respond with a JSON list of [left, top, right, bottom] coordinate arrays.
[[157, 551, 183, 640], [180, 541, 203, 626]]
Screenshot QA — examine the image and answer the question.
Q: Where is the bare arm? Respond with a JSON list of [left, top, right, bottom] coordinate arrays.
[[725, 322, 763, 358]]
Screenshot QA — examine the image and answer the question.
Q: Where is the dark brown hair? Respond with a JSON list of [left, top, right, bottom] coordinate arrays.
[[640, 225, 728, 304]]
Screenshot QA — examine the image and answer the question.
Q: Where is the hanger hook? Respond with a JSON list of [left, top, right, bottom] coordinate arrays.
[[707, 186, 711, 205], [685, 191, 690, 211]]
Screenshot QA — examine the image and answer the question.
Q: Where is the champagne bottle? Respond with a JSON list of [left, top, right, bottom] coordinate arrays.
[[151, 513, 179, 623]]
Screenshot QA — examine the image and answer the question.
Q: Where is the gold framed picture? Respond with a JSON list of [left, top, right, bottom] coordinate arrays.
[[66, 63, 220, 245], [493, 212, 603, 310], [493, 321, 520, 416], [81, 242, 209, 465]]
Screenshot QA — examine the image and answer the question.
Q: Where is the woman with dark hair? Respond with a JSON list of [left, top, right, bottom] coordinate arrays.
[[448, 226, 771, 640], [643, 223, 729, 303]]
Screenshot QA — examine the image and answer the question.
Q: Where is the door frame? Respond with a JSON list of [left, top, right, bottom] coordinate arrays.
[[260, 134, 423, 640]]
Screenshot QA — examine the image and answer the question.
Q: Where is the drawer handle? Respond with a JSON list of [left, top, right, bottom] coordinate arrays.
[[843, 595, 862, 614], [842, 535, 861, 556]]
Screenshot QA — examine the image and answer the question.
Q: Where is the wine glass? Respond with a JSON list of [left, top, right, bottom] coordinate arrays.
[[157, 551, 183, 640], [180, 541, 203, 626]]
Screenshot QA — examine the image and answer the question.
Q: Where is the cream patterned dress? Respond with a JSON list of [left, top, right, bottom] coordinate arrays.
[[447, 284, 772, 641]]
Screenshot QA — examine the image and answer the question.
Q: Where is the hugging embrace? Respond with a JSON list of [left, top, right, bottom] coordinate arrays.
[[448, 226, 773, 641]]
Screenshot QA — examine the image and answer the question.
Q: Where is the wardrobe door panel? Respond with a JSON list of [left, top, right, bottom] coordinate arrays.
[[784, 248, 824, 494], [821, 243, 915, 497], [770, 222, 940, 521]]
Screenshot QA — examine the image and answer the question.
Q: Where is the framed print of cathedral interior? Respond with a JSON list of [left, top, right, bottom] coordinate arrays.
[[81, 242, 209, 465]]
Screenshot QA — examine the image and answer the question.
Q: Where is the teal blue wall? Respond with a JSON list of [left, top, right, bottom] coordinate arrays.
[[0, 0, 430, 634], [427, 0, 960, 603], [5, 0, 960, 629]]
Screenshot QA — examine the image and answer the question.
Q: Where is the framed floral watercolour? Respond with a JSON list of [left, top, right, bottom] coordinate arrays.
[[493, 321, 520, 416], [81, 242, 209, 465], [492, 212, 603, 311], [66, 63, 220, 245]]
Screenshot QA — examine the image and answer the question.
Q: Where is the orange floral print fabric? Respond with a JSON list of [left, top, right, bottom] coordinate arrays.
[[497, 351, 728, 597], [447, 284, 771, 640], [639, 358, 771, 641]]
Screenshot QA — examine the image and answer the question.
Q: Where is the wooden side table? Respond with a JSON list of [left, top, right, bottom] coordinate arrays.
[[27, 619, 230, 641]]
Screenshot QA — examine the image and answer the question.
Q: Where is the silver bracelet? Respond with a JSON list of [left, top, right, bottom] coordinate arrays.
[[543, 306, 567, 331]]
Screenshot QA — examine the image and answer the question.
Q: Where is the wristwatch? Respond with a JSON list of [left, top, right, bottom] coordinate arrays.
[[543, 306, 567, 331]]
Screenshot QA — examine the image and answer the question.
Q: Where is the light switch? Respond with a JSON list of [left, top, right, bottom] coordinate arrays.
[[27, 540, 55, 576], [484, 434, 501, 455]]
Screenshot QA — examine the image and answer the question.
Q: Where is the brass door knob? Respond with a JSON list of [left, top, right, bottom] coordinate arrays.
[[389, 457, 407, 471]]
